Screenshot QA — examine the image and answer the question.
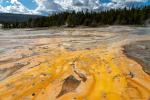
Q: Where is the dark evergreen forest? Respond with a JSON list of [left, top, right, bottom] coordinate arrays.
[[1, 6, 150, 28]]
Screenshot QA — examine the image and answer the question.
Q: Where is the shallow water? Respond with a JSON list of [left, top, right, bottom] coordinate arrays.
[[132, 27, 150, 35], [0, 29, 56, 54], [0, 26, 149, 56]]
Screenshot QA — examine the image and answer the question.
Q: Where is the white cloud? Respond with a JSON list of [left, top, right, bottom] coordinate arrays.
[[107, 0, 149, 9], [0, 0, 34, 14], [0, 0, 149, 15], [112, 0, 148, 2], [33, 0, 63, 15], [54, 0, 102, 11]]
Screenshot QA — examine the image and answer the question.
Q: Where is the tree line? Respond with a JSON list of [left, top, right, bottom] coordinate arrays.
[[1, 5, 150, 28]]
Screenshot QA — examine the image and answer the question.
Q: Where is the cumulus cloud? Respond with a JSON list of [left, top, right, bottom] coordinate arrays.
[[106, 0, 149, 9], [0, 0, 34, 14], [54, 0, 101, 11], [0, 0, 149, 15], [112, 0, 148, 2], [33, 0, 63, 15]]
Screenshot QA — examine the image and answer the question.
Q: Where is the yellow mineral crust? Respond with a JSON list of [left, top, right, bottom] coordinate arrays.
[[0, 46, 149, 100], [0, 27, 150, 100]]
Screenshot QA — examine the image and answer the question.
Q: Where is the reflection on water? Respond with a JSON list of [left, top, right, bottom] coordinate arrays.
[[132, 27, 150, 35]]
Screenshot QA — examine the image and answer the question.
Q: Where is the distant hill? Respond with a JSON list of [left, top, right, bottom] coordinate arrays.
[[0, 13, 42, 23]]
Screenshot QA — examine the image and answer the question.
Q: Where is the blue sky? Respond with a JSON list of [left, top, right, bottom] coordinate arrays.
[[20, 0, 37, 9], [0, 0, 149, 15]]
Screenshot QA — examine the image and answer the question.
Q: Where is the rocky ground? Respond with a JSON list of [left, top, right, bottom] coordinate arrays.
[[0, 26, 149, 100]]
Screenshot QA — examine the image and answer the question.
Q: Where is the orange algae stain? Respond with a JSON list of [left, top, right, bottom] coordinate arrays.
[[0, 48, 149, 100]]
